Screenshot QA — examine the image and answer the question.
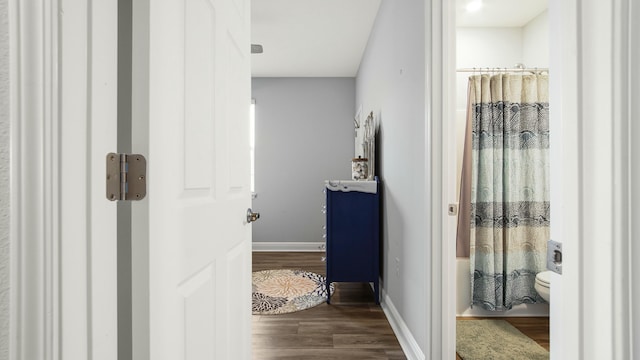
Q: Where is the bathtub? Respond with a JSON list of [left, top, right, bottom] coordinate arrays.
[[456, 257, 550, 317]]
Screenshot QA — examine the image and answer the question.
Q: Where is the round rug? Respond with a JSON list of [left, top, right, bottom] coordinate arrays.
[[252, 269, 334, 315]]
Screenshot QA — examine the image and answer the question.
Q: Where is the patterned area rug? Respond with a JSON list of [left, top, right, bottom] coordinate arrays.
[[252, 269, 333, 315], [457, 319, 548, 360]]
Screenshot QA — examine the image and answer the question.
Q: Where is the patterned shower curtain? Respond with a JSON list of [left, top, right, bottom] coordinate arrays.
[[468, 74, 549, 311]]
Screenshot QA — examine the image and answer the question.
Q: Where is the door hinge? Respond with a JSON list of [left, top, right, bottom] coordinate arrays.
[[106, 153, 147, 201]]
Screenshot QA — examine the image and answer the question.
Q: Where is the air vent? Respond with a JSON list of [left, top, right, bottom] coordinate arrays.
[[251, 44, 263, 54]]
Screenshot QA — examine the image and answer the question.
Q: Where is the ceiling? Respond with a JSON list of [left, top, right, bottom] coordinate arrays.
[[251, 0, 381, 77], [251, 0, 547, 77], [456, 0, 548, 27]]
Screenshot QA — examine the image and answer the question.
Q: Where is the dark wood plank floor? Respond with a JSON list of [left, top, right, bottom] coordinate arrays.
[[252, 252, 549, 360], [456, 317, 550, 360], [252, 252, 406, 360]]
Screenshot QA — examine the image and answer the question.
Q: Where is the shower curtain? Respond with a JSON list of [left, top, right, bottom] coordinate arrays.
[[463, 73, 550, 310]]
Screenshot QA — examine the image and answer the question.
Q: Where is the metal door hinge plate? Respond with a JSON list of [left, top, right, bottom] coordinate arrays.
[[106, 153, 147, 201]]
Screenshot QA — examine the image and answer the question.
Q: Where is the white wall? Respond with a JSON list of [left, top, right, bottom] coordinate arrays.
[[251, 78, 354, 246], [456, 27, 523, 109], [0, 0, 10, 357], [355, 0, 427, 354], [454, 15, 550, 317], [523, 11, 550, 69]]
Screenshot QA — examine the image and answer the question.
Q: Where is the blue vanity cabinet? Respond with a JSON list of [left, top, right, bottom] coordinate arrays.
[[325, 179, 380, 304]]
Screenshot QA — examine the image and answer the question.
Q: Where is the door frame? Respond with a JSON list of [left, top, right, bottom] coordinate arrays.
[[429, 0, 638, 359], [425, 0, 456, 358], [9, 1, 60, 357], [11, 0, 640, 359], [9, 1, 118, 359]]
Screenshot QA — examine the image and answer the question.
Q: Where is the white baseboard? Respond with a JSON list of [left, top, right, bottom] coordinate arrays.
[[381, 289, 425, 360], [252, 242, 325, 252]]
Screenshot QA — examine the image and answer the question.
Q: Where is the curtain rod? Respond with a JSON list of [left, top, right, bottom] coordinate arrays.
[[456, 68, 549, 73]]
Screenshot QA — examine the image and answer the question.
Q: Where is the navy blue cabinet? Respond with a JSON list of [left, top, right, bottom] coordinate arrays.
[[325, 178, 380, 304]]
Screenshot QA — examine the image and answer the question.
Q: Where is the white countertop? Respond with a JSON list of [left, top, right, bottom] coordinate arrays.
[[325, 179, 377, 194]]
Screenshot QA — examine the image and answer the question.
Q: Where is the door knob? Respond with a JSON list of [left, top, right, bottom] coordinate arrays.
[[247, 208, 260, 223]]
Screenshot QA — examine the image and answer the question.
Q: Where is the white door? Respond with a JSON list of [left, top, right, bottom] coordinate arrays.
[[131, 0, 252, 359]]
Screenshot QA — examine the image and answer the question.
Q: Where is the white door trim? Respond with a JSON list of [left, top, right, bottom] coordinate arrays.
[[549, 0, 636, 357], [9, 1, 60, 358], [9, 1, 118, 359], [578, 0, 635, 357], [630, 0, 640, 351], [426, 0, 456, 358], [630, 0, 640, 353]]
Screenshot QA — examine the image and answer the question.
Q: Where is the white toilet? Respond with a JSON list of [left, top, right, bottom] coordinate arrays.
[[534, 271, 551, 303]]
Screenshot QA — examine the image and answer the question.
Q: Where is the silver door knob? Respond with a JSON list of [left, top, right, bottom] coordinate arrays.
[[247, 208, 260, 223]]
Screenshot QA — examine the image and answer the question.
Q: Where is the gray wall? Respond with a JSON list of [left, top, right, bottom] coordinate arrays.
[[251, 78, 354, 244], [0, 0, 10, 357], [355, 0, 427, 352]]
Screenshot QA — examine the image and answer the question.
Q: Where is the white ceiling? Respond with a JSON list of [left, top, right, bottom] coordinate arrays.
[[251, 0, 547, 77], [251, 0, 381, 77], [456, 0, 548, 27]]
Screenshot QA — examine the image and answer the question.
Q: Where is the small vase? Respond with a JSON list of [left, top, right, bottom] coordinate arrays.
[[352, 157, 369, 180]]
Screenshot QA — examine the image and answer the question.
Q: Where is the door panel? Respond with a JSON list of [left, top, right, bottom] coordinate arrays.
[[184, 0, 215, 190], [181, 265, 215, 360], [132, 0, 251, 358], [224, 241, 252, 359]]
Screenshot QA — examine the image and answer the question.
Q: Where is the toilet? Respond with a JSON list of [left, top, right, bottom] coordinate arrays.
[[534, 271, 551, 303]]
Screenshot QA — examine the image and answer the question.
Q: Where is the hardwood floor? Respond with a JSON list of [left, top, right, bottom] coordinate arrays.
[[252, 252, 406, 360], [455, 316, 550, 360]]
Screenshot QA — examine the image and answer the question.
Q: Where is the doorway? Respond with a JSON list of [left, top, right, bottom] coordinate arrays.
[[248, 1, 381, 253], [450, 0, 551, 357]]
